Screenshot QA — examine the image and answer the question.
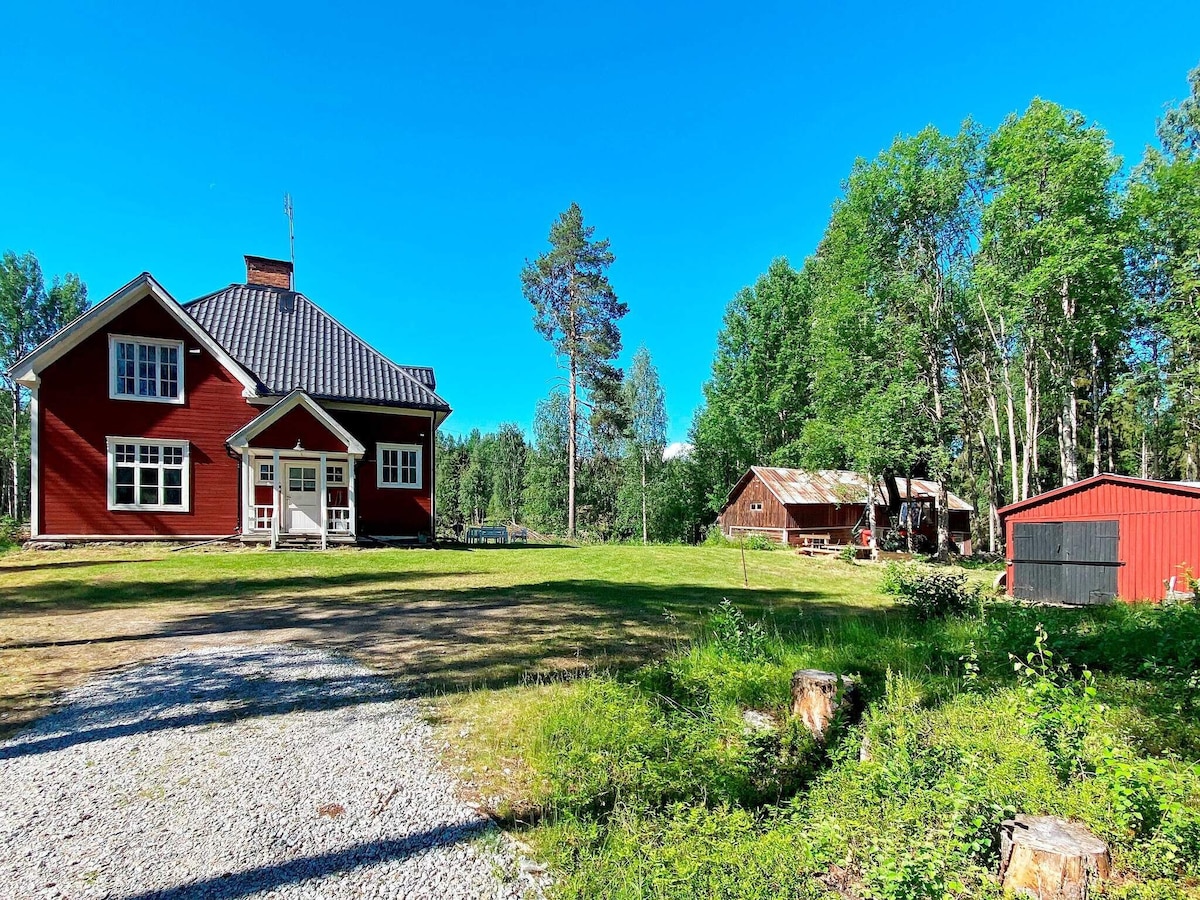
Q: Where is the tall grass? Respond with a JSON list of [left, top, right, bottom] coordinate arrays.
[[510, 600, 1200, 899]]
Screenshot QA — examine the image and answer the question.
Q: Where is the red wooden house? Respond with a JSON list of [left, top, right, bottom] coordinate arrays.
[[9, 256, 451, 546], [717, 467, 973, 550]]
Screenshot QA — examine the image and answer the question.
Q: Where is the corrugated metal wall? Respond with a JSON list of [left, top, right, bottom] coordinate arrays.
[[1002, 480, 1200, 601]]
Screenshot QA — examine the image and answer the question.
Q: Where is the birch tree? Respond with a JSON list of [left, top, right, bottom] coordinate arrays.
[[0, 251, 88, 519], [623, 346, 667, 544]]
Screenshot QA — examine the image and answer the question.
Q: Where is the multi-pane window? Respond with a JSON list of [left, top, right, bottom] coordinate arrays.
[[257, 462, 275, 485], [377, 443, 421, 488], [326, 464, 345, 484], [111, 336, 183, 402], [750, 502, 763, 512], [289, 466, 317, 492], [109, 439, 188, 510]]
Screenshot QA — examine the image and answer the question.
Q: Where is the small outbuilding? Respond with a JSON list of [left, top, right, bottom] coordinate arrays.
[[997, 474, 1200, 604], [717, 467, 973, 550]]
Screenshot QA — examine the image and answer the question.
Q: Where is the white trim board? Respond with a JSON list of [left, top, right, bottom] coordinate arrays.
[[376, 442, 423, 490], [29, 386, 39, 537], [106, 437, 192, 513], [227, 389, 366, 456], [8, 272, 260, 396], [108, 334, 185, 405]]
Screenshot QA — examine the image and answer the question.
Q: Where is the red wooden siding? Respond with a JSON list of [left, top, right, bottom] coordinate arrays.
[[327, 408, 435, 536], [248, 406, 349, 453], [718, 473, 887, 544], [1001, 479, 1200, 601], [719, 478, 792, 532], [39, 297, 256, 536]]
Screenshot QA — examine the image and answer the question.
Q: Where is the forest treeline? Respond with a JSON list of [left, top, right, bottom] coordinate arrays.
[[439, 65, 1200, 549], [0, 252, 89, 524]]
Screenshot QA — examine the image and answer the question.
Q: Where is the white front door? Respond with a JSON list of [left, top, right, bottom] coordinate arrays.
[[285, 465, 321, 534]]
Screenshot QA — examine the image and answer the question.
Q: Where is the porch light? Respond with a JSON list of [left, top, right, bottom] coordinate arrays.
[[294, 439, 303, 451]]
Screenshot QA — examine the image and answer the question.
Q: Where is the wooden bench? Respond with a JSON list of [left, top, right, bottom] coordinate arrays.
[[466, 525, 509, 545], [510, 526, 528, 543]]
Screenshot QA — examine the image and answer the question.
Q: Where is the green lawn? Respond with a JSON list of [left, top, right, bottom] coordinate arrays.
[[8, 543, 1189, 899], [0, 542, 886, 735]]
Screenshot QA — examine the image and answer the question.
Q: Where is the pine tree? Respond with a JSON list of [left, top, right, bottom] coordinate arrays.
[[521, 204, 627, 537]]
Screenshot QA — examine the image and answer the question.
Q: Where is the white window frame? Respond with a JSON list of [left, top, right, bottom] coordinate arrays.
[[326, 463, 345, 485], [750, 502, 763, 512], [106, 437, 191, 512], [256, 461, 275, 485], [109, 334, 185, 404], [377, 442, 422, 489]]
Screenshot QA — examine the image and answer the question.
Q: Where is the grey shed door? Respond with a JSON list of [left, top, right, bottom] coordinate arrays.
[[1012, 520, 1119, 605]]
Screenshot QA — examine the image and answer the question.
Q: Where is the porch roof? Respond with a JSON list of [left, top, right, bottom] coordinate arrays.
[[228, 389, 366, 455]]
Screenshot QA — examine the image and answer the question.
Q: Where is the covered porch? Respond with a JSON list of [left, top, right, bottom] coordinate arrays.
[[228, 390, 366, 548]]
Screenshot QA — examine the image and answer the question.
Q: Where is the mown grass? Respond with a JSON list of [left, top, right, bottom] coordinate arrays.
[[438, 598, 1200, 899], [0, 542, 883, 735]]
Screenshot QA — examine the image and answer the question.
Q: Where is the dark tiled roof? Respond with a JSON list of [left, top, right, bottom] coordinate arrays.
[[184, 284, 450, 412]]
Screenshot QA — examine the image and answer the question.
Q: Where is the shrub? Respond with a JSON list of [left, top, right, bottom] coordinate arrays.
[[0, 516, 20, 546], [743, 533, 776, 551], [880, 562, 983, 620], [1011, 623, 1101, 780], [703, 526, 731, 546], [708, 599, 770, 661], [838, 542, 858, 564]]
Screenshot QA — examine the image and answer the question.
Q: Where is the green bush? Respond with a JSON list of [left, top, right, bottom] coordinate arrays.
[[707, 599, 771, 661], [743, 533, 777, 551], [0, 516, 20, 547], [703, 526, 732, 547], [881, 562, 983, 620]]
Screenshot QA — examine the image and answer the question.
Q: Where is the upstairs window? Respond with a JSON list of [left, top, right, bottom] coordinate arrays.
[[108, 438, 189, 511], [378, 443, 422, 489], [110, 335, 184, 403], [750, 502, 763, 512]]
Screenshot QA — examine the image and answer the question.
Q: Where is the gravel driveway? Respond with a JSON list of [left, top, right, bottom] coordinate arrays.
[[0, 646, 532, 900]]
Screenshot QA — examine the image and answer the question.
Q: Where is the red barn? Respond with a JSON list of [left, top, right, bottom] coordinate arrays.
[[9, 255, 451, 546], [717, 467, 973, 550], [998, 474, 1200, 604]]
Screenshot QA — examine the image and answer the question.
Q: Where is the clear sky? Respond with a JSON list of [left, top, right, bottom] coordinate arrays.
[[3, 1, 1198, 442]]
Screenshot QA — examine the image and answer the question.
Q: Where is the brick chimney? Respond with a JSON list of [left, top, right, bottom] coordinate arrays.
[[244, 255, 293, 289]]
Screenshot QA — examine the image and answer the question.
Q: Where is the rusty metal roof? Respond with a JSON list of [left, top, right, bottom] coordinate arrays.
[[745, 467, 973, 511]]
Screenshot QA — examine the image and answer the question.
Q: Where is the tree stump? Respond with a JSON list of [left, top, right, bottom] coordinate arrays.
[[999, 815, 1110, 900], [790, 670, 861, 741]]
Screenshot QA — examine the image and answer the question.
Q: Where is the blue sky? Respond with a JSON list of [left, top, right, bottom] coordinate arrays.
[[3, 1, 1198, 442]]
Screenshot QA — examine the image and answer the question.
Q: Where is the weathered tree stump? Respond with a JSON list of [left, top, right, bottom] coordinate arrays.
[[999, 815, 1110, 900], [790, 669, 862, 741]]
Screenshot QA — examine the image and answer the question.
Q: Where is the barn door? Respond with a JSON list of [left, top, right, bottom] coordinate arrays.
[[1012, 520, 1118, 605]]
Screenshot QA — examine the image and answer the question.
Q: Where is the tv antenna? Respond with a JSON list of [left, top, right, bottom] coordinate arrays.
[[283, 193, 295, 282]]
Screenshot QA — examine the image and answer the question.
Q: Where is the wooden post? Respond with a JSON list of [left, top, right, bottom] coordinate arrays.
[[791, 670, 862, 742], [347, 452, 356, 538], [241, 452, 252, 536], [999, 815, 1110, 900], [271, 449, 281, 550], [319, 452, 328, 550]]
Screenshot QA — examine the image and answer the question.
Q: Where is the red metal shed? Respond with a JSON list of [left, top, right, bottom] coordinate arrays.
[[997, 474, 1200, 603]]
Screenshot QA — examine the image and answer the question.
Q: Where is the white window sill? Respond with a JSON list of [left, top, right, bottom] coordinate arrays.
[[378, 482, 422, 490], [110, 393, 185, 405], [108, 504, 190, 513]]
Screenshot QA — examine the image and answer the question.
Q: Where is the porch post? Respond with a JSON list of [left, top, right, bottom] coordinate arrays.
[[272, 449, 281, 550], [347, 452, 357, 538], [319, 452, 328, 550], [241, 452, 251, 536]]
